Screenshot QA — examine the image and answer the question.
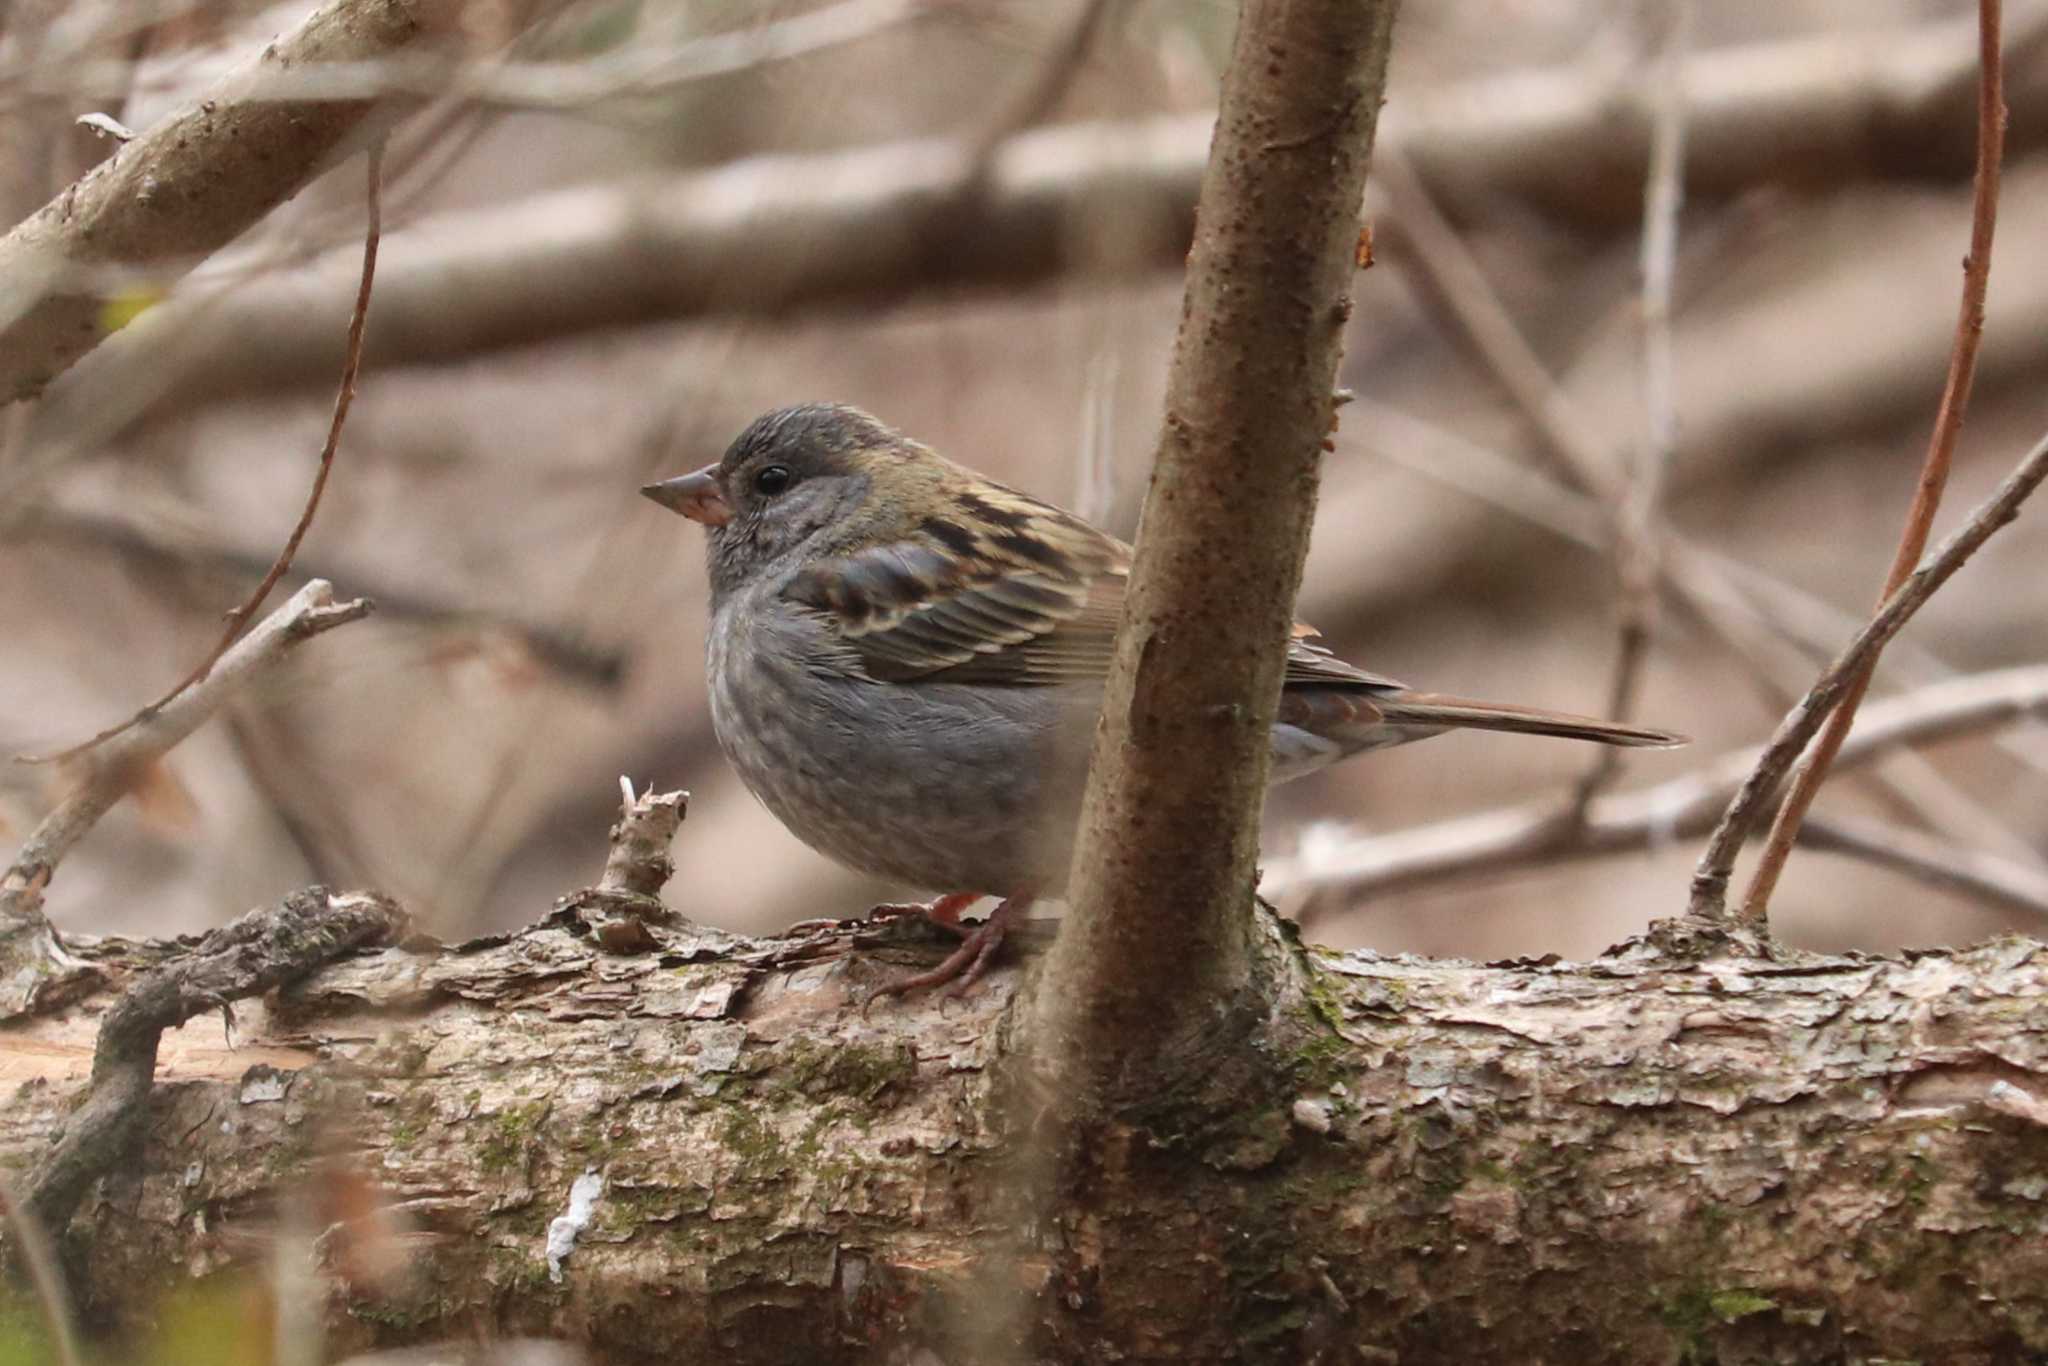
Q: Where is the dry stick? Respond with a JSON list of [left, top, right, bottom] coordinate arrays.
[[1274, 660, 2048, 910], [1736, 0, 2009, 925], [1372, 144, 1617, 500], [0, 581, 374, 929], [1371, 143, 2027, 855], [1696, 542, 2048, 779], [20, 145, 385, 767], [1579, 0, 1693, 807], [21, 507, 626, 693], [571, 780, 689, 954], [1688, 427, 2048, 919]]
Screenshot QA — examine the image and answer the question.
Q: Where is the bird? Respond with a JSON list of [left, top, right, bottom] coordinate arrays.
[[643, 403, 1683, 997]]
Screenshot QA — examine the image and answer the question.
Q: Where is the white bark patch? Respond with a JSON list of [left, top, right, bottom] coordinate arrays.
[[546, 1169, 606, 1282]]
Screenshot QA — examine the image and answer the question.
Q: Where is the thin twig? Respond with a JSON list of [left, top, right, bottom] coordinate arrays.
[[964, 0, 1111, 170], [0, 581, 374, 929], [1689, 427, 2048, 919], [1738, 0, 2008, 924], [1272, 661, 2048, 910], [1695, 543, 2048, 781], [20, 506, 627, 693], [1360, 160, 2037, 855], [1372, 143, 1617, 500], [1578, 0, 1692, 809], [19, 144, 385, 766], [1357, 402, 2048, 862]]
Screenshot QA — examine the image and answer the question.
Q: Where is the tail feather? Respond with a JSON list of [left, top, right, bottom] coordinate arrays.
[[1372, 691, 1686, 749]]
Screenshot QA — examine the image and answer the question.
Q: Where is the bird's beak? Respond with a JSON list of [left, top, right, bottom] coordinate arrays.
[[641, 465, 732, 526]]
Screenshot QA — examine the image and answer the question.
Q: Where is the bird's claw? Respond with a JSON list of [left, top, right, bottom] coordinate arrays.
[[862, 893, 1024, 1010], [867, 892, 980, 935]]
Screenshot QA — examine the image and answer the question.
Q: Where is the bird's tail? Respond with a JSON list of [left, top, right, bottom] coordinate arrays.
[[1372, 691, 1686, 748]]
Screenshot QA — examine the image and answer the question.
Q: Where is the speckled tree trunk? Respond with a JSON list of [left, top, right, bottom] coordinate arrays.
[[5, 903, 2048, 1363], [1021, 0, 1400, 1353]]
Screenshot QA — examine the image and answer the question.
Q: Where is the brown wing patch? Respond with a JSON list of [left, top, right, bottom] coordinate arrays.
[[784, 473, 1130, 684], [785, 457, 1405, 693]]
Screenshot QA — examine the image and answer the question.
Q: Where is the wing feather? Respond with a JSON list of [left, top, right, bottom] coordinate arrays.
[[782, 478, 1405, 693]]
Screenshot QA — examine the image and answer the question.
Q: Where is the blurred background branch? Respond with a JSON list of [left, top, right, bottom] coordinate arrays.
[[0, 0, 490, 401], [22, 6, 2048, 433], [2, 0, 2044, 965]]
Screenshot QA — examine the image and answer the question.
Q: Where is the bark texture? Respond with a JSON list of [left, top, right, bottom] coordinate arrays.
[[4, 902, 2047, 1363]]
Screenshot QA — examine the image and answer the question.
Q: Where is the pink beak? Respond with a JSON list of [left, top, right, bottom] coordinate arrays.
[[641, 464, 732, 527]]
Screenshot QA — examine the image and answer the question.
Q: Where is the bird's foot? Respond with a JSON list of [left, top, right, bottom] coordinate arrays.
[[866, 891, 981, 936], [866, 892, 1027, 1005], [785, 891, 981, 937]]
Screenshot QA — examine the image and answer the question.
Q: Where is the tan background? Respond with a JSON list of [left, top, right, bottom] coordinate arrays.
[[2, 0, 2042, 961]]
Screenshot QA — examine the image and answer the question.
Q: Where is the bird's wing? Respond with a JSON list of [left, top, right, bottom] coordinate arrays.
[[782, 486, 1130, 684], [783, 481, 1406, 691]]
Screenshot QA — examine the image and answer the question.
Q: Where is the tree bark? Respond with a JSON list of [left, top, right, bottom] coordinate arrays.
[[4, 899, 2046, 1363]]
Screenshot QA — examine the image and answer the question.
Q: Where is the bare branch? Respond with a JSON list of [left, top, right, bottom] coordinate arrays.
[[1359, 143, 2039, 859], [1356, 400, 2048, 861], [0, 0, 928, 113], [1689, 428, 2048, 918], [1269, 661, 2048, 907], [1578, 0, 1693, 808], [21, 145, 386, 765], [1740, 0, 2010, 923], [0, 0, 488, 403], [15, 507, 627, 693], [1372, 143, 1616, 499], [0, 581, 374, 936]]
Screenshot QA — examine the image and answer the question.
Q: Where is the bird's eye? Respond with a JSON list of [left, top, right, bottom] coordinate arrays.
[[753, 465, 793, 496]]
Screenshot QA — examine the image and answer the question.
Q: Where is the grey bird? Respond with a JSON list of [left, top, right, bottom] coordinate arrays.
[[644, 404, 1682, 995]]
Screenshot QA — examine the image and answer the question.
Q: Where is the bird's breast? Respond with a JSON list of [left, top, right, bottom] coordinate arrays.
[[704, 599, 1093, 894]]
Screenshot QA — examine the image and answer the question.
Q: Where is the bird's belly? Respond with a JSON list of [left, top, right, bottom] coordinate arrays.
[[708, 629, 1092, 895]]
